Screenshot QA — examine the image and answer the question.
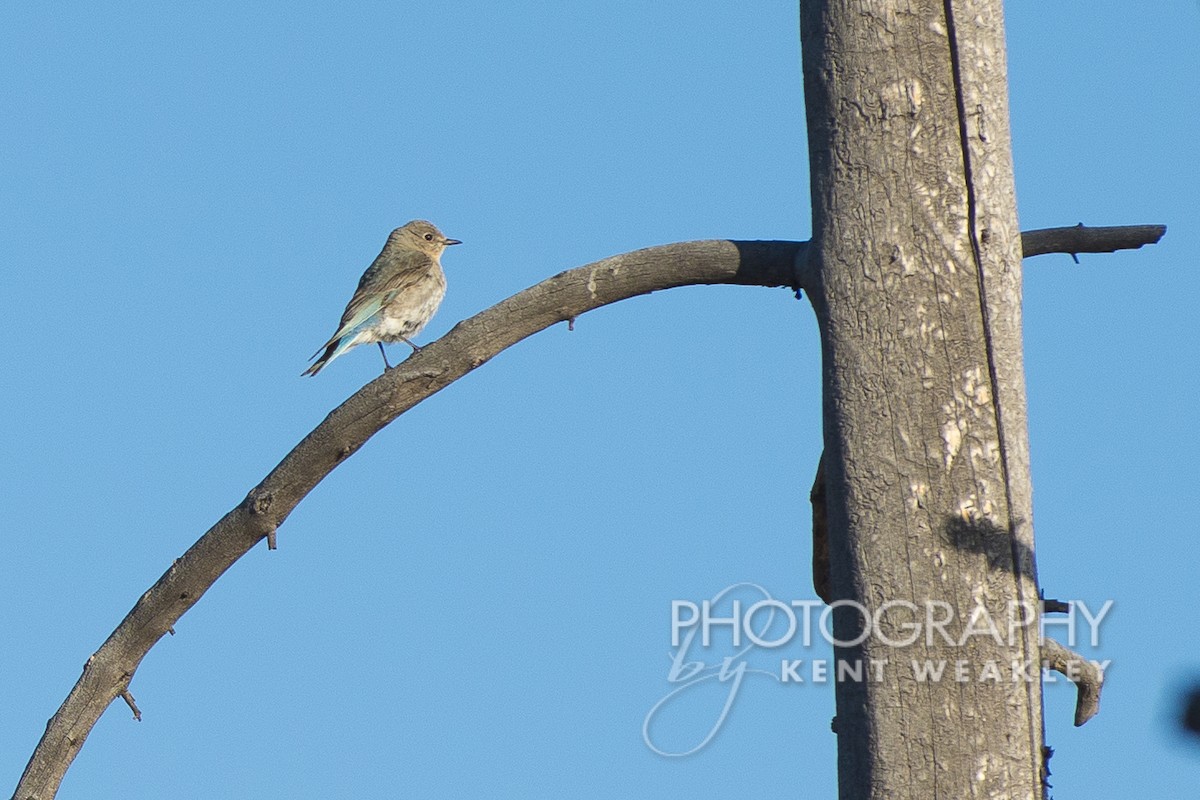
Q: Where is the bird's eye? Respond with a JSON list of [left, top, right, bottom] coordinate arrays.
[[424, 233, 433, 240]]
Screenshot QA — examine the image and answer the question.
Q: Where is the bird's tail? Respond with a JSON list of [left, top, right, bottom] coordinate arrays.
[[302, 341, 339, 376]]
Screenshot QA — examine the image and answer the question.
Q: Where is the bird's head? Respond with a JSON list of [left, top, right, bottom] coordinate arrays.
[[393, 220, 462, 254]]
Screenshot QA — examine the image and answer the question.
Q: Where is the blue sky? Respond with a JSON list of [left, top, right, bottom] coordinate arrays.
[[3, 1, 1198, 797]]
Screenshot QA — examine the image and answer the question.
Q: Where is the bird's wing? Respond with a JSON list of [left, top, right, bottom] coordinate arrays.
[[311, 250, 436, 355]]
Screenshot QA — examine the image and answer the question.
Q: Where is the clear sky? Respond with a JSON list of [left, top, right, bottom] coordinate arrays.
[[3, 1, 1198, 797]]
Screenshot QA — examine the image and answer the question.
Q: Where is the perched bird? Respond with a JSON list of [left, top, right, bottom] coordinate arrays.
[[303, 220, 461, 376]]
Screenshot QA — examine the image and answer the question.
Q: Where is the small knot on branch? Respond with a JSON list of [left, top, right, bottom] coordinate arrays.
[[247, 489, 273, 516], [244, 489, 279, 549]]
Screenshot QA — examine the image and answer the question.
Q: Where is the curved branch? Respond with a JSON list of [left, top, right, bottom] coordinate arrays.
[[14, 239, 802, 799], [14, 224, 1161, 798], [1041, 637, 1103, 726]]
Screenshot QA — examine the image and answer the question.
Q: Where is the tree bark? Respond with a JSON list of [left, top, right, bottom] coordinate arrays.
[[801, 1, 1043, 796]]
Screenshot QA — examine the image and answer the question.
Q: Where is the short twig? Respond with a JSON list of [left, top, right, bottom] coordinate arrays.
[[1041, 597, 1070, 614], [119, 689, 142, 722]]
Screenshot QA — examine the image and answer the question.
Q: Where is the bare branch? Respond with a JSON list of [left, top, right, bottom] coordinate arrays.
[[118, 689, 141, 723], [1021, 224, 1165, 259], [1041, 637, 1104, 726], [14, 223, 1159, 798]]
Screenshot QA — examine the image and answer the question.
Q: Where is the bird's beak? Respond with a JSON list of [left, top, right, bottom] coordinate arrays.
[[445, 238, 462, 246]]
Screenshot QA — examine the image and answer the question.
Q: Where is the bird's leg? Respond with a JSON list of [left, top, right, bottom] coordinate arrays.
[[377, 342, 393, 370], [400, 336, 422, 354]]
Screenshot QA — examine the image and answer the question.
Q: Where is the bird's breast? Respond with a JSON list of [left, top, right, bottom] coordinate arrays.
[[373, 269, 447, 340]]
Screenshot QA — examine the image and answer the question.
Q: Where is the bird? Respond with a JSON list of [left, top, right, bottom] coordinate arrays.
[[303, 220, 461, 376]]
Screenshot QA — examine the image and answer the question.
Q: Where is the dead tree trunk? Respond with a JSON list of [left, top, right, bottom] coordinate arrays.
[[800, 1, 1044, 796]]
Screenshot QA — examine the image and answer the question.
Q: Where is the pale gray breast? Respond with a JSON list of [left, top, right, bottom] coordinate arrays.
[[375, 265, 447, 340]]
